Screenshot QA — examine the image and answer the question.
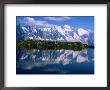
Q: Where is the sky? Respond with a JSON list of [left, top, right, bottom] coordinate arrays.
[[16, 16, 94, 31]]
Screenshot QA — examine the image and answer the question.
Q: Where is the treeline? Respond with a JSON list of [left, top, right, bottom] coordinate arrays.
[[16, 40, 94, 50]]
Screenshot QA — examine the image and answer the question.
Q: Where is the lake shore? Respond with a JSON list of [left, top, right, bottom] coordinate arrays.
[[16, 40, 94, 51]]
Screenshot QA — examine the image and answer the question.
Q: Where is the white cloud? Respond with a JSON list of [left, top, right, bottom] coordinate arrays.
[[19, 17, 57, 28], [22, 17, 47, 26], [44, 16, 71, 21], [18, 17, 72, 29], [63, 16, 71, 19]]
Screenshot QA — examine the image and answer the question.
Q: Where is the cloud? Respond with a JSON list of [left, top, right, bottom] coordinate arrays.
[[22, 17, 47, 26], [44, 16, 71, 21], [18, 17, 58, 28], [17, 17, 72, 29]]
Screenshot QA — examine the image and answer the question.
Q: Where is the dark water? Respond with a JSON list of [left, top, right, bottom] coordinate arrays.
[[16, 48, 94, 74]]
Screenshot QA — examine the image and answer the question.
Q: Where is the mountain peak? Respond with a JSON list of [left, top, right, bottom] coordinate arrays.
[[16, 25, 94, 45]]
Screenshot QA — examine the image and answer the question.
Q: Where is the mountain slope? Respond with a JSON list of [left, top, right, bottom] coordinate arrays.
[[16, 24, 94, 45]]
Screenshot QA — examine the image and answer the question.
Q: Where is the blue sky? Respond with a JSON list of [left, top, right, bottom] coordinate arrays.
[[16, 16, 94, 31]]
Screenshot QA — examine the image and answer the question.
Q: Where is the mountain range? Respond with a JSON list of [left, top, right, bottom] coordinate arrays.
[[16, 24, 94, 45]]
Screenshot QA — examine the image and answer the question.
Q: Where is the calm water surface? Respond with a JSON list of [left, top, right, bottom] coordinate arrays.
[[16, 48, 94, 74]]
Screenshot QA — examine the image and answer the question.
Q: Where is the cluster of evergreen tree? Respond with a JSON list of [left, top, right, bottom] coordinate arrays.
[[16, 39, 94, 50]]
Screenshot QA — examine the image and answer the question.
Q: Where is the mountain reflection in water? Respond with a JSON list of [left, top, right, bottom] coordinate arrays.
[[16, 48, 94, 74]]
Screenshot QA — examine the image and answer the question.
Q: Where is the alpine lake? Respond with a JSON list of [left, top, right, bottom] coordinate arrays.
[[16, 40, 94, 74]]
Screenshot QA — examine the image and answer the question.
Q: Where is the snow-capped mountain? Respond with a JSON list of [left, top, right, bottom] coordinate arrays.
[[16, 24, 94, 45]]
